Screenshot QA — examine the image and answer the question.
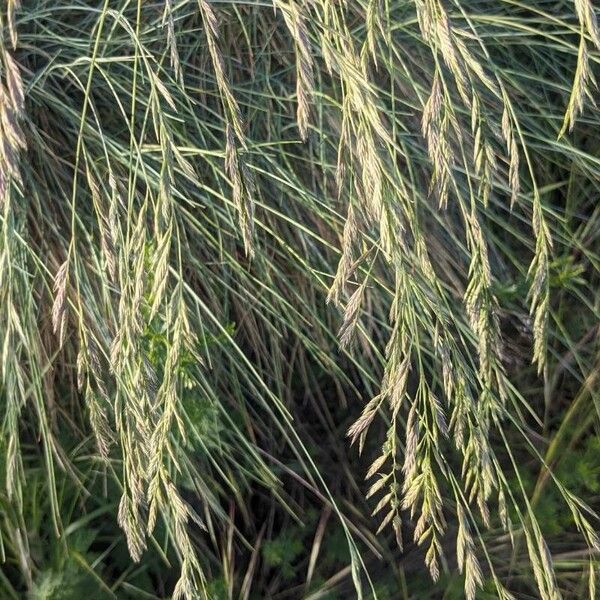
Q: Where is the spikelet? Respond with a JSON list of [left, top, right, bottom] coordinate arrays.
[[85, 164, 118, 281], [163, 0, 182, 83], [347, 394, 384, 446], [422, 70, 452, 209], [561, 0, 600, 135], [52, 260, 69, 346], [463, 209, 505, 401], [7, 0, 20, 48], [365, 0, 382, 65], [85, 383, 113, 459], [197, 0, 255, 255], [402, 456, 446, 581], [328, 204, 358, 306], [338, 279, 367, 348], [500, 102, 520, 209], [0, 49, 26, 201], [456, 505, 483, 600], [276, 0, 314, 140], [471, 96, 497, 207], [528, 192, 552, 374], [77, 343, 114, 459], [225, 124, 255, 256], [117, 493, 147, 562]]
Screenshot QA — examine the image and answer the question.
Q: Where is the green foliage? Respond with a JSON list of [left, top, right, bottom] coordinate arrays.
[[263, 535, 304, 579], [533, 436, 600, 537]]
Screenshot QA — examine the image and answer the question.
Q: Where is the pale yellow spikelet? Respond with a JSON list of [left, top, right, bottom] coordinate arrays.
[[422, 70, 452, 208], [528, 192, 552, 374], [163, 0, 182, 82], [338, 279, 367, 348], [197, 0, 255, 254], [346, 394, 384, 445], [225, 124, 255, 256], [560, 1, 600, 135], [0, 49, 26, 192], [4, 52, 24, 115], [456, 505, 483, 600], [117, 494, 147, 563], [7, 0, 21, 48], [276, 0, 314, 140], [52, 260, 69, 346], [328, 203, 358, 306]]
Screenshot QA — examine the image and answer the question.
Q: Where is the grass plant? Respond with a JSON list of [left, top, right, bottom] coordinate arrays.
[[1, 0, 600, 598]]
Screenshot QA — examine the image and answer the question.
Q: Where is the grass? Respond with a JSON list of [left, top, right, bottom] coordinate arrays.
[[0, 0, 600, 598]]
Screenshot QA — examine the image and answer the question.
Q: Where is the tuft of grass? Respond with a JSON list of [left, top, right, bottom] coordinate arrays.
[[0, 0, 599, 598]]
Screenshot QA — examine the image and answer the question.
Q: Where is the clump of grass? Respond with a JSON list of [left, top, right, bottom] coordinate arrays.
[[1, 0, 600, 598]]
